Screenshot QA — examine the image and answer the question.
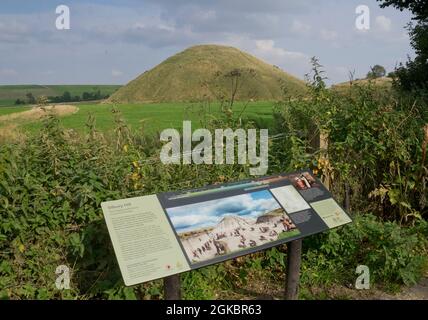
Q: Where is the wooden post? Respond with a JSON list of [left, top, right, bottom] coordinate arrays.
[[319, 130, 331, 190], [163, 275, 181, 300], [344, 182, 350, 212], [308, 122, 320, 153], [285, 239, 302, 300]]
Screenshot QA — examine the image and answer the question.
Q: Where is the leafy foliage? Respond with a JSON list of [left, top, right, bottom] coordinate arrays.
[[0, 61, 427, 299], [302, 214, 428, 287], [377, 0, 428, 92], [367, 65, 386, 79], [273, 59, 428, 222]]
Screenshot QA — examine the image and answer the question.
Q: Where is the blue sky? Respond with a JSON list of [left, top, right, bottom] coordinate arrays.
[[0, 0, 414, 85], [167, 190, 280, 233]]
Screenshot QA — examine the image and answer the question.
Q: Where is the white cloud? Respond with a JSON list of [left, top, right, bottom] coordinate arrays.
[[291, 20, 311, 35], [252, 39, 311, 79], [255, 39, 276, 52], [255, 39, 307, 61], [0, 19, 31, 43], [375, 15, 392, 32], [188, 9, 217, 22], [112, 69, 124, 77], [0, 68, 18, 77], [0, 1, 414, 85], [167, 191, 280, 231], [320, 29, 338, 41], [171, 214, 219, 228]]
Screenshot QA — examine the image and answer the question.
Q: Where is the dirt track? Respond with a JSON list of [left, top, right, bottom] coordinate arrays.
[[0, 105, 79, 142], [0, 104, 78, 122]]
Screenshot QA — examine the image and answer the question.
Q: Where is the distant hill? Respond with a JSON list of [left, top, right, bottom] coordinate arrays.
[[256, 208, 284, 224], [332, 77, 393, 94], [107, 45, 308, 103], [0, 85, 122, 107], [214, 216, 253, 234]]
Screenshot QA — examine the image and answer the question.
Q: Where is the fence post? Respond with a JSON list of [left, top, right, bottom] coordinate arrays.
[[344, 182, 350, 211], [285, 239, 302, 300], [283, 126, 329, 300], [319, 130, 331, 190], [163, 274, 181, 300]]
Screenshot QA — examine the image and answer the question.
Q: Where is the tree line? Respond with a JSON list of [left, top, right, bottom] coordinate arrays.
[[15, 90, 110, 105]]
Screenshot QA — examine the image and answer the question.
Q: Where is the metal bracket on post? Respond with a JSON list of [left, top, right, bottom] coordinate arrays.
[[163, 274, 181, 300], [285, 239, 302, 300]]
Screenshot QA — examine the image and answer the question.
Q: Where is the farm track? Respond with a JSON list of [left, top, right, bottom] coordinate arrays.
[[0, 104, 78, 122], [0, 104, 79, 142]]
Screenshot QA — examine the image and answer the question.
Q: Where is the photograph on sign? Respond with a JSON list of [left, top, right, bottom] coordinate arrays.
[[286, 172, 331, 202], [291, 172, 317, 190], [166, 190, 300, 264]]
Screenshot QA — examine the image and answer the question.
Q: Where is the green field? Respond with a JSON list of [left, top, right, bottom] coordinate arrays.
[[1, 101, 276, 135], [0, 106, 31, 116], [0, 85, 122, 106]]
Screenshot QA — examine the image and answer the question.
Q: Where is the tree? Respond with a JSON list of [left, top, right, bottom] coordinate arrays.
[[367, 65, 386, 79], [26, 92, 36, 104], [387, 71, 396, 78], [377, 0, 428, 91], [61, 91, 71, 102], [94, 90, 102, 100], [82, 92, 91, 100]]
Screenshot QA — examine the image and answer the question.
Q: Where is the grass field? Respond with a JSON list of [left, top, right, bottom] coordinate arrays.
[[1, 101, 277, 135], [0, 106, 31, 116], [0, 85, 122, 107]]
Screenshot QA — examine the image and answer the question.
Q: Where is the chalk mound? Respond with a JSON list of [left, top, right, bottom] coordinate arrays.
[[107, 44, 307, 103]]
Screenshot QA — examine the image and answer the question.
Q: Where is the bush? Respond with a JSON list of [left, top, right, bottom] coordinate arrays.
[[0, 109, 257, 299], [273, 59, 428, 222], [302, 214, 428, 288]]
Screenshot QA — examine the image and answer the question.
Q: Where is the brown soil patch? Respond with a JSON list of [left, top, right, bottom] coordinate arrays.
[[0, 123, 25, 143], [0, 104, 78, 143], [216, 270, 428, 300], [0, 104, 78, 122]]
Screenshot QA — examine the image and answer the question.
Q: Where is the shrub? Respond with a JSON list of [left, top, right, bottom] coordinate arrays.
[[302, 214, 428, 288]]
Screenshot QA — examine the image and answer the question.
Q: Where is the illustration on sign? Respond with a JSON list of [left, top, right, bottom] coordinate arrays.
[[166, 190, 301, 265]]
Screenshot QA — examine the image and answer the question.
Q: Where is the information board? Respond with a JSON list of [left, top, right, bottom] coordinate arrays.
[[101, 170, 352, 286]]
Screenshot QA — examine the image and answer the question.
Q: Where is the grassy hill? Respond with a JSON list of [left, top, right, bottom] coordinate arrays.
[[332, 77, 393, 94], [0, 85, 122, 106], [108, 45, 307, 103]]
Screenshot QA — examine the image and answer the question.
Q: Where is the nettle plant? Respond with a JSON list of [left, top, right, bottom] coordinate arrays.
[[273, 58, 427, 223]]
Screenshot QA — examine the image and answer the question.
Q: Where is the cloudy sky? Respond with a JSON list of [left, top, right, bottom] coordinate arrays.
[[167, 190, 279, 233], [0, 0, 414, 85]]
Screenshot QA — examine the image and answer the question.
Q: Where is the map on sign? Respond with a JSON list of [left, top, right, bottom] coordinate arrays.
[[101, 170, 352, 286]]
